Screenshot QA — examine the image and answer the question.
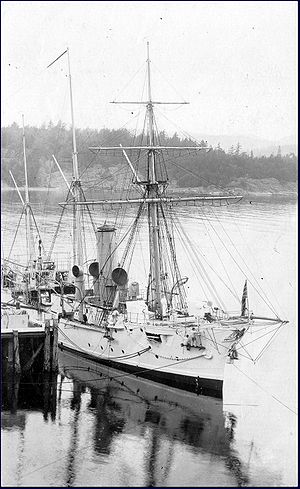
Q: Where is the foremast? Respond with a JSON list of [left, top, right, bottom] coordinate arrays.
[[67, 48, 84, 269], [22, 115, 38, 306], [22, 115, 34, 266], [46, 47, 99, 319]]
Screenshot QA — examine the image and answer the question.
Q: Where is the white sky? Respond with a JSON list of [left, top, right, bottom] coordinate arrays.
[[1, 1, 298, 141]]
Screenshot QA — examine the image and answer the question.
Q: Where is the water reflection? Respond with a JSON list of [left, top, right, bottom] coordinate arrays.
[[2, 371, 58, 421], [2, 348, 283, 486], [65, 380, 81, 487], [59, 349, 249, 486], [1, 196, 296, 485]]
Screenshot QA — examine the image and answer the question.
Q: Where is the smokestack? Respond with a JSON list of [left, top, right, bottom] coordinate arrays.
[[89, 261, 100, 297], [96, 224, 117, 305]]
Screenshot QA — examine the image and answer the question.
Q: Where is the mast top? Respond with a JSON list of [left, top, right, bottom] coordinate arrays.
[[66, 47, 80, 182], [147, 41, 152, 103], [22, 114, 30, 205]]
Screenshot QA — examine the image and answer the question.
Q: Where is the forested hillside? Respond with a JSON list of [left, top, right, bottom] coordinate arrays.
[[1, 122, 297, 191]]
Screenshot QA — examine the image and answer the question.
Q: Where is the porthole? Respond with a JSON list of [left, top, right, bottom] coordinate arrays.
[[122, 349, 125, 354], [111, 347, 113, 352], [88, 343, 91, 347], [100, 346, 103, 350]]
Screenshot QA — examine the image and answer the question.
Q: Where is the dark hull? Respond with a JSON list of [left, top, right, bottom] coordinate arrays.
[[59, 342, 223, 399]]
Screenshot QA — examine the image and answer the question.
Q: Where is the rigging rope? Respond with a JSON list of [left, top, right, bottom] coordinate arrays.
[[176, 206, 281, 319], [233, 363, 297, 416], [29, 206, 46, 255], [173, 214, 229, 310], [172, 217, 209, 303], [197, 206, 240, 302], [229, 209, 285, 319], [210, 207, 280, 318], [7, 206, 24, 261], [47, 188, 70, 261]]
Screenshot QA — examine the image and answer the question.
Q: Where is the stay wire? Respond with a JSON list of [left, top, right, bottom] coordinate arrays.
[[168, 157, 233, 193], [210, 207, 280, 318], [151, 60, 188, 104], [229, 209, 285, 319], [174, 213, 233, 309], [111, 61, 146, 102], [177, 206, 280, 318], [171, 216, 209, 303], [7, 206, 24, 261], [78, 111, 143, 182], [197, 206, 240, 302], [236, 324, 285, 353], [253, 323, 285, 362], [47, 187, 72, 260], [29, 206, 46, 255], [154, 105, 207, 147], [233, 363, 297, 416]]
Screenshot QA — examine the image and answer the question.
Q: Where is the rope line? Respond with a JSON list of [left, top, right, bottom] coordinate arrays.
[[210, 207, 280, 318], [233, 363, 297, 416]]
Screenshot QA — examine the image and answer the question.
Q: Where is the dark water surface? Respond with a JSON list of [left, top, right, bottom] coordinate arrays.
[[1, 193, 297, 486]]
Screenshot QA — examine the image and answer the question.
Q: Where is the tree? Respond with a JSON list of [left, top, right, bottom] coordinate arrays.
[[235, 142, 241, 156], [277, 145, 282, 158], [0, 123, 297, 188]]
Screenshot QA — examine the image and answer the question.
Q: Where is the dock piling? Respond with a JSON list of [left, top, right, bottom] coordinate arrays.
[[44, 320, 51, 372], [51, 319, 58, 372], [13, 330, 21, 374], [2, 316, 59, 375], [7, 336, 14, 372]]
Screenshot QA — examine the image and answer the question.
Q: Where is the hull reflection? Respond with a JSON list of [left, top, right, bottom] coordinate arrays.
[[59, 349, 249, 486]]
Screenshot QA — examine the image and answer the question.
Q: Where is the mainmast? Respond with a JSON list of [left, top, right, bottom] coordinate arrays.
[[67, 48, 83, 268], [146, 42, 163, 316], [22, 115, 33, 265]]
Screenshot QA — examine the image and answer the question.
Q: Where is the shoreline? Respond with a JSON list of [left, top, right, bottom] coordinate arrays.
[[1, 179, 298, 199]]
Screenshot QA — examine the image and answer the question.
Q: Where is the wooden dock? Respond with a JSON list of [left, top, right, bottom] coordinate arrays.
[[1, 317, 59, 376]]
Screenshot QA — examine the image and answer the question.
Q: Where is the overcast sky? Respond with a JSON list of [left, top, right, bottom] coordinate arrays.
[[1, 1, 297, 142]]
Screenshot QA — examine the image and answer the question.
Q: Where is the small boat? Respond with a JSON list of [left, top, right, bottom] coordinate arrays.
[[1, 117, 56, 326], [46, 45, 287, 398]]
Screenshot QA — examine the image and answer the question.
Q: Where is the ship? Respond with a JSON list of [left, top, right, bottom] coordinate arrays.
[[46, 44, 286, 398]]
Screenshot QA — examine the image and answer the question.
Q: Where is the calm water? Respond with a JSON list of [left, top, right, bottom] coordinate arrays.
[[1, 191, 297, 486]]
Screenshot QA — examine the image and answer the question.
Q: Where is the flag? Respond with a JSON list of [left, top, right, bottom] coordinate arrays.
[[241, 279, 248, 317], [46, 49, 68, 69]]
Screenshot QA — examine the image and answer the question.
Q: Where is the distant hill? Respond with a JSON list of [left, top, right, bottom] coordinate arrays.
[[192, 133, 297, 157], [1, 123, 297, 193]]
